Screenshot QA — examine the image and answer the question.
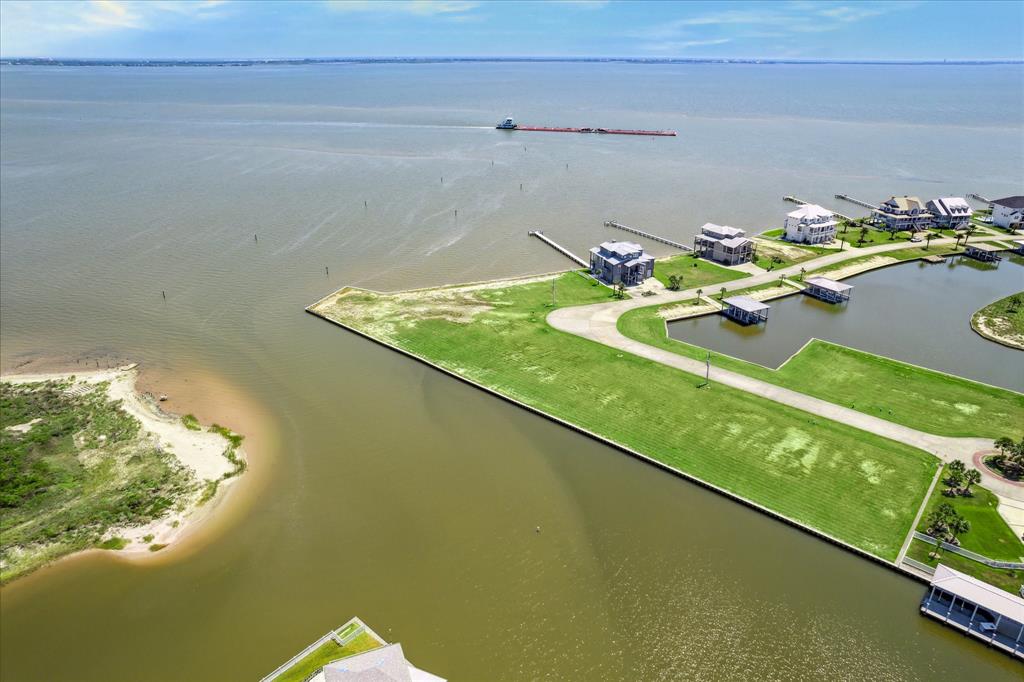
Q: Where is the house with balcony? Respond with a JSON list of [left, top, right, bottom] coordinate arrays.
[[873, 196, 933, 232], [991, 196, 1024, 232], [693, 223, 754, 265], [589, 240, 655, 286], [926, 197, 972, 230], [783, 204, 838, 244]]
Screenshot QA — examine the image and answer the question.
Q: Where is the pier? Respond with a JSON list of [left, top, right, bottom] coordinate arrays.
[[528, 230, 589, 268], [784, 195, 852, 221], [604, 220, 692, 251], [968, 193, 992, 204], [835, 194, 880, 211], [964, 243, 1003, 263]]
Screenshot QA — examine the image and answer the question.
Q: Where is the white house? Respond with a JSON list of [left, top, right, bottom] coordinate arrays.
[[991, 196, 1024, 232], [783, 204, 838, 244], [873, 196, 933, 232], [926, 197, 972, 230]]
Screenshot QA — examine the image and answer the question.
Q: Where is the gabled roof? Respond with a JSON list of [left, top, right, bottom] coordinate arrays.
[[323, 643, 445, 682], [931, 564, 1024, 623], [992, 195, 1024, 209], [700, 223, 746, 238], [787, 204, 833, 220], [881, 196, 926, 212], [927, 197, 971, 216], [719, 237, 752, 249], [596, 240, 644, 259]]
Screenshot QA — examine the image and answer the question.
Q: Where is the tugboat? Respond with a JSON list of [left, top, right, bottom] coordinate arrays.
[[496, 116, 517, 130]]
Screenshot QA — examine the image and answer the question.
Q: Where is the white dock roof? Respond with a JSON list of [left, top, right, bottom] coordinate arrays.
[[967, 243, 1003, 252], [723, 295, 770, 313], [931, 564, 1024, 624], [805, 276, 853, 293]]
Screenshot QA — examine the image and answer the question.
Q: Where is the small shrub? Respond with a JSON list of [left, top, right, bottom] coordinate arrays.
[[98, 537, 128, 550], [180, 414, 201, 431], [142, 534, 154, 543], [148, 544, 168, 552]]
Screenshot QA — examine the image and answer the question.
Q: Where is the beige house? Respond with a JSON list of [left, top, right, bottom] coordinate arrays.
[[693, 223, 754, 265], [873, 196, 933, 232]]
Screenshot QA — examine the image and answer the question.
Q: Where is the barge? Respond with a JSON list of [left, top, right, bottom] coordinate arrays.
[[496, 116, 676, 137]]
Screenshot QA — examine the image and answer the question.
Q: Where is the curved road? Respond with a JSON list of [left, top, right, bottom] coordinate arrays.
[[548, 234, 1022, 500]]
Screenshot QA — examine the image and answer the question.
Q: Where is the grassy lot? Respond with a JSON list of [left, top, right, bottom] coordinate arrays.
[[972, 291, 1024, 349], [617, 307, 1024, 439], [907, 539, 1023, 595], [759, 228, 784, 238], [840, 226, 913, 247], [752, 239, 833, 271], [653, 254, 749, 289], [275, 631, 383, 682], [916, 465, 1024, 562], [0, 381, 196, 583], [317, 273, 940, 560]]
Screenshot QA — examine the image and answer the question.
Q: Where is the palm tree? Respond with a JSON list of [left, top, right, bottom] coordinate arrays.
[[695, 288, 703, 304], [857, 226, 870, 245], [924, 231, 935, 250], [719, 286, 727, 299], [948, 515, 971, 545], [963, 469, 982, 495], [799, 266, 806, 281]]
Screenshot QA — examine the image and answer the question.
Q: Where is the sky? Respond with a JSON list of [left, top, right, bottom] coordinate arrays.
[[1, 0, 1022, 60]]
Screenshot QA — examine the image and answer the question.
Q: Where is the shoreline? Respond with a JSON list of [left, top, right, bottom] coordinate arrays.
[[0, 365, 255, 577], [970, 292, 1024, 351]]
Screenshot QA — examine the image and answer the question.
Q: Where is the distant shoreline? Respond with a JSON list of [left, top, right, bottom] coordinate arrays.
[[2, 57, 1022, 68]]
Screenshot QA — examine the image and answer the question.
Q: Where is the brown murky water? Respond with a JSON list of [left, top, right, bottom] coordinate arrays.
[[2, 63, 1022, 680]]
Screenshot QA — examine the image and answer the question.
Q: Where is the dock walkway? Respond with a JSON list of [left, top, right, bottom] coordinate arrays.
[[784, 195, 852, 221], [835, 194, 879, 212], [604, 220, 692, 251], [528, 230, 588, 268]]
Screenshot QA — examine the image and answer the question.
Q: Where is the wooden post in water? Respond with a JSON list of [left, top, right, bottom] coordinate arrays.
[[162, 290, 166, 300], [325, 266, 329, 276]]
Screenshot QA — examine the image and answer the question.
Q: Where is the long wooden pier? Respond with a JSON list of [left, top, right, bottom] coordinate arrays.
[[528, 230, 588, 268], [835, 194, 879, 211], [604, 220, 691, 251], [968, 193, 992, 204], [783, 195, 852, 221]]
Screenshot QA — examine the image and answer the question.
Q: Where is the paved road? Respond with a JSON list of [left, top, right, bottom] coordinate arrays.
[[548, 235, 1022, 500]]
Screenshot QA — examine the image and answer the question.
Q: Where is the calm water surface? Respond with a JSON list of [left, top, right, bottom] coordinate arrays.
[[670, 256, 1024, 392], [2, 63, 1023, 680]]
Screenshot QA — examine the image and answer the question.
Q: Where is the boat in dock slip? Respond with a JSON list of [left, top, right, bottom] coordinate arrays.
[[495, 116, 676, 137]]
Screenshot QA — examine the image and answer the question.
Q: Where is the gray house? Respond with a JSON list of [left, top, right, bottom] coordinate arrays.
[[589, 241, 655, 285], [693, 223, 755, 265]]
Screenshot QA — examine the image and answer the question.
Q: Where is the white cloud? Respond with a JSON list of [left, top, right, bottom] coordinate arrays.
[[324, 1, 479, 15], [642, 38, 732, 53]]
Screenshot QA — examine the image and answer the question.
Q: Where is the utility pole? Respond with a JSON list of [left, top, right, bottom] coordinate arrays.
[[551, 277, 556, 307]]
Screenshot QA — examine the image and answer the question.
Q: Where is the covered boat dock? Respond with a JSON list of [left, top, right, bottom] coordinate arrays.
[[921, 564, 1024, 660], [803, 276, 853, 304], [964, 243, 1003, 262], [721, 296, 769, 325]]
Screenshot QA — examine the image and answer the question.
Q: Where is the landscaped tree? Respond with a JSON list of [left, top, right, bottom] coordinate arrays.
[[963, 468, 982, 496], [799, 266, 806, 281], [695, 288, 703, 304], [1008, 295, 1022, 313], [667, 274, 682, 291], [613, 282, 626, 299], [948, 515, 971, 546], [857, 226, 870, 245], [924, 231, 935, 250], [965, 225, 977, 242], [945, 460, 966, 491], [719, 286, 727, 300]]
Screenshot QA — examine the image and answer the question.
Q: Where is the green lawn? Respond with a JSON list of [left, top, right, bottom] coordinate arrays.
[[916, 465, 1024, 562], [840, 226, 913, 247], [316, 273, 940, 560], [907, 539, 1023, 595], [972, 291, 1024, 348], [617, 308, 1024, 439], [275, 631, 383, 682], [653, 254, 750, 289]]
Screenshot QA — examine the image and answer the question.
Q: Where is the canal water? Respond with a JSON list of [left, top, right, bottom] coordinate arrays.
[[669, 256, 1024, 392], [2, 63, 1022, 680]]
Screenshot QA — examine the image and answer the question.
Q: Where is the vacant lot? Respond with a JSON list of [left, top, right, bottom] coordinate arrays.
[[314, 273, 938, 560], [652, 254, 749, 289], [972, 291, 1024, 349]]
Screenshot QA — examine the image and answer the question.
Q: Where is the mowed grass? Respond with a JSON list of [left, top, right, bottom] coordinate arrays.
[[916, 465, 1024, 562], [907, 539, 1023, 595], [275, 631, 383, 682], [653, 254, 749, 289], [317, 273, 938, 560], [617, 306, 1024, 439]]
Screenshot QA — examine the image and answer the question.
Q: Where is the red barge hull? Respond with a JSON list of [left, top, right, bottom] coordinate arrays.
[[500, 125, 676, 137]]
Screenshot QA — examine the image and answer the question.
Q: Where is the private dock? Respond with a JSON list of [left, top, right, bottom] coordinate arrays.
[[968, 193, 992, 204], [803, 276, 853, 303], [784, 195, 852, 221], [528, 230, 588, 268], [835, 194, 880, 211], [920, 564, 1024, 660], [964, 243, 1003, 263], [604, 220, 692, 251], [722, 296, 769, 325], [1012, 239, 1024, 255]]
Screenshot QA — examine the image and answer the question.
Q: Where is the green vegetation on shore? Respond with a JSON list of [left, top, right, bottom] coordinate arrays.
[[617, 306, 1024, 439], [0, 380, 195, 583], [907, 539, 1022, 595], [275, 631, 383, 682], [653, 254, 748, 289], [315, 273, 939, 560], [971, 291, 1024, 350]]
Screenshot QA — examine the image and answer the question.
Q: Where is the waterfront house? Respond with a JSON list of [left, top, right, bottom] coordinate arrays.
[[323, 643, 446, 682], [921, 564, 1024, 660], [873, 196, 933, 232], [589, 240, 655, 286], [721, 296, 769, 324], [964, 243, 1003, 263], [926, 197, 972, 230], [991, 196, 1024, 231], [803, 277, 853, 303], [783, 204, 838, 244], [693, 223, 755, 265]]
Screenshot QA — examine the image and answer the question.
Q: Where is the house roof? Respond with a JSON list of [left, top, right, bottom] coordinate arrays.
[[595, 240, 644, 259], [719, 237, 753, 249], [805, 276, 853, 293], [723, 296, 769, 313], [787, 204, 834, 220], [927, 197, 971, 216], [967, 243, 1003, 252], [701, 223, 746, 238], [992, 195, 1024, 209], [931, 564, 1024, 624], [882, 196, 925, 212], [323, 643, 445, 682]]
